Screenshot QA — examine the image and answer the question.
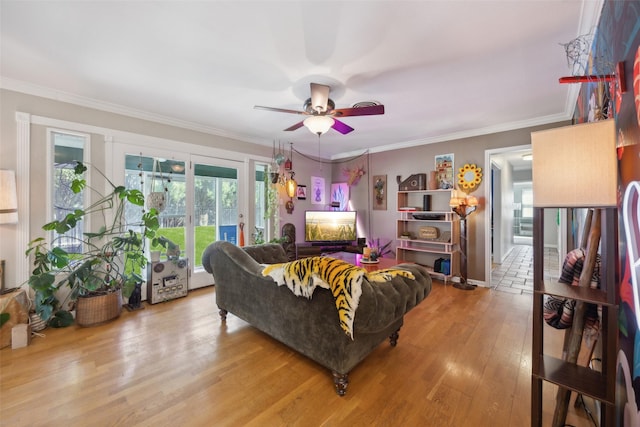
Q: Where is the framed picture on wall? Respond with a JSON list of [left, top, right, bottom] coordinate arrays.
[[330, 182, 349, 211], [296, 185, 307, 200], [311, 176, 325, 205], [435, 153, 454, 189]]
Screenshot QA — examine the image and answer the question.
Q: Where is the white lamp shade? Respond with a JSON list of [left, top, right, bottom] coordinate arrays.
[[303, 115, 335, 135], [0, 170, 18, 224], [531, 120, 617, 208]]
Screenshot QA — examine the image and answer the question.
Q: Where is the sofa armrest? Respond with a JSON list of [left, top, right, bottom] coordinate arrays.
[[202, 241, 264, 276]]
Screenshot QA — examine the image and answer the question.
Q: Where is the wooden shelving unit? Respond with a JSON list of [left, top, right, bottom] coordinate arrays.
[[395, 189, 459, 283], [531, 207, 618, 426]]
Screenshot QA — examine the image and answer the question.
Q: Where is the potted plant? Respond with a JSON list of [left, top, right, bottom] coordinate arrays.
[[366, 238, 394, 259], [26, 161, 167, 327]]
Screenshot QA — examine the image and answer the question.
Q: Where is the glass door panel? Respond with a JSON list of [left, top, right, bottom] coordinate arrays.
[[124, 154, 187, 286], [193, 163, 237, 260], [119, 150, 245, 291], [253, 163, 267, 244], [124, 155, 187, 253], [191, 157, 244, 288]]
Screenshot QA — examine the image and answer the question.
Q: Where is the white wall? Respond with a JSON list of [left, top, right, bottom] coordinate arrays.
[[1, 88, 570, 287], [0, 89, 279, 288], [345, 122, 569, 283]]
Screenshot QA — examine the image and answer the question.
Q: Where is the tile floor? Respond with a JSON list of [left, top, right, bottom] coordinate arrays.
[[491, 244, 559, 294]]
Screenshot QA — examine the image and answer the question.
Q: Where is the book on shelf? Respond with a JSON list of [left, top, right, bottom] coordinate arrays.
[[398, 206, 418, 211]]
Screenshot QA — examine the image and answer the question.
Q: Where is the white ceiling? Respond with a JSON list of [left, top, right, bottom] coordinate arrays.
[[0, 1, 600, 160]]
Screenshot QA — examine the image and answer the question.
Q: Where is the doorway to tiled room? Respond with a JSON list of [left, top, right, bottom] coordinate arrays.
[[491, 245, 559, 294], [485, 146, 560, 292]]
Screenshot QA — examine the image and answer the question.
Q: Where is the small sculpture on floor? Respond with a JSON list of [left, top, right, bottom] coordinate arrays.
[[124, 282, 144, 311]]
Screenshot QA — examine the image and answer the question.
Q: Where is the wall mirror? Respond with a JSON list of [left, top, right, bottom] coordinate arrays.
[[457, 163, 482, 193]]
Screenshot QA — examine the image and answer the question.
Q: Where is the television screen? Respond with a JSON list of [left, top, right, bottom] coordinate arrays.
[[304, 211, 357, 243]]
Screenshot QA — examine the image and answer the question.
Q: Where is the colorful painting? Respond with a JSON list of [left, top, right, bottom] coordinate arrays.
[[296, 185, 307, 200], [434, 153, 454, 189], [330, 182, 349, 211], [572, 1, 640, 421]]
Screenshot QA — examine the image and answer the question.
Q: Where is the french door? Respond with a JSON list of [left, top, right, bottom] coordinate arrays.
[[190, 155, 245, 288], [116, 148, 246, 292]]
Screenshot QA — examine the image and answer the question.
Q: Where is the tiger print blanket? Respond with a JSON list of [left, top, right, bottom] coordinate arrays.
[[262, 256, 414, 339]]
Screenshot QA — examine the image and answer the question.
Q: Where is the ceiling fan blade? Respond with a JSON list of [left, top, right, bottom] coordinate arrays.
[[284, 121, 305, 131], [254, 105, 307, 115], [333, 104, 385, 117], [310, 83, 330, 113], [332, 119, 354, 134]]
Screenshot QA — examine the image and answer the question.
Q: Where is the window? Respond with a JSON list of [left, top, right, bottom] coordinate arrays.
[[522, 188, 533, 218], [254, 163, 267, 243], [50, 130, 89, 253]]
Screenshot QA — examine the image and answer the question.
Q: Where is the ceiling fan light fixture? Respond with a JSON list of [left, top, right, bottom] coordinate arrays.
[[304, 115, 334, 135]]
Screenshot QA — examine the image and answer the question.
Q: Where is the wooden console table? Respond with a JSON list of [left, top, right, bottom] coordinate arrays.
[[295, 243, 363, 259]]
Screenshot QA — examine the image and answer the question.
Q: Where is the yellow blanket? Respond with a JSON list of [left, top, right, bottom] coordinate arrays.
[[262, 257, 414, 338]]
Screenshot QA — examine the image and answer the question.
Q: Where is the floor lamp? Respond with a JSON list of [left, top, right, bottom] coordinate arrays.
[[450, 195, 478, 290]]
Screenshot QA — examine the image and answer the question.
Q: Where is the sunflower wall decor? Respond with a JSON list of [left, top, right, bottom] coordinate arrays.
[[457, 163, 483, 193]]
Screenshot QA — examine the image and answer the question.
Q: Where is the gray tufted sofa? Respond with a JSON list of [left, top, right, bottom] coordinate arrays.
[[202, 240, 432, 395]]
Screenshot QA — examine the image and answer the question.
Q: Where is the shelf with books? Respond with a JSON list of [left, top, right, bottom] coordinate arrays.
[[396, 189, 459, 283]]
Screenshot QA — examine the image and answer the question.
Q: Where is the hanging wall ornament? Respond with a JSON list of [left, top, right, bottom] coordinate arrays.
[[343, 164, 366, 186], [274, 141, 286, 166], [147, 159, 167, 212]]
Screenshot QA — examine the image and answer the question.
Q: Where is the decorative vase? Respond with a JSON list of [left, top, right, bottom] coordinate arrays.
[[428, 171, 438, 190], [75, 288, 123, 327]]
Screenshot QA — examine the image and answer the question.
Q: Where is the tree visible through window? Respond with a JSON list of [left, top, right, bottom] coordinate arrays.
[[51, 131, 87, 253]]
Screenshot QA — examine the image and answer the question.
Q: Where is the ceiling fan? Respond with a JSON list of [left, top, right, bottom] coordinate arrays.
[[254, 82, 384, 135]]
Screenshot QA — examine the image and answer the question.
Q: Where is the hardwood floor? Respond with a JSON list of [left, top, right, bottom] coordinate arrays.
[[1, 282, 595, 426]]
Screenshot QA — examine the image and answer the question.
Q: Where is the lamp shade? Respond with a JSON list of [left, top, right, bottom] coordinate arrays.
[[531, 120, 617, 208], [0, 170, 18, 224], [303, 115, 334, 135]]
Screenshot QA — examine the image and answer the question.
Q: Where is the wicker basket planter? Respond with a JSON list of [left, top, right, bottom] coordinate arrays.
[[75, 288, 123, 327]]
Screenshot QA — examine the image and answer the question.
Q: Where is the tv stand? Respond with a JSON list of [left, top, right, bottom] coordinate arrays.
[[296, 242, 363, 259]]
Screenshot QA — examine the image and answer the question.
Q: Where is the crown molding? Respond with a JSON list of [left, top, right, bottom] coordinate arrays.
[[332, 113, 570, 160], [0, 77, 266, 146]]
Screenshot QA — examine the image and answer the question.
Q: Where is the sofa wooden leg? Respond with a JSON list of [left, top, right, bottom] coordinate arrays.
[[219, 308, 228, 322], [332, 372, 349, 396], [389, 329, 400, 347]]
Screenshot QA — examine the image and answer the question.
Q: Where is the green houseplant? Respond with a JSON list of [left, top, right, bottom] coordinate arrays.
[[26, 161, 167, 327]]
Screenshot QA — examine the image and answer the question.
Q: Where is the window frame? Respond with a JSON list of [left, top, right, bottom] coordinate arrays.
[[46, 128, 91, 247]]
